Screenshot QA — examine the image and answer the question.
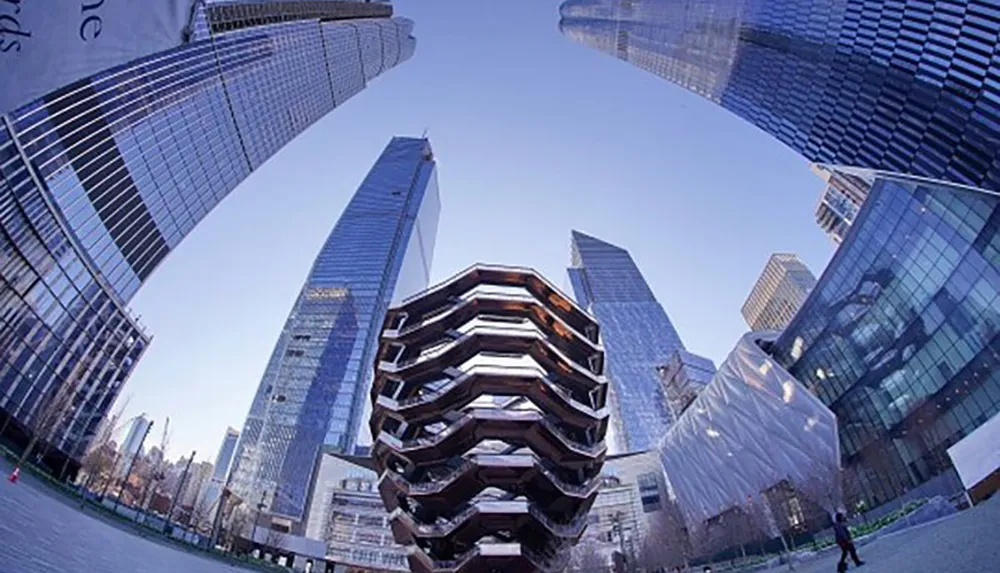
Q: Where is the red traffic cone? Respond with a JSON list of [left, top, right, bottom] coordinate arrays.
[[8, 466, 20, 483]]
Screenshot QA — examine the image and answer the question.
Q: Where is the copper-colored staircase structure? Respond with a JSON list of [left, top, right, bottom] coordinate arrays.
[[370, 265, 608, 573]]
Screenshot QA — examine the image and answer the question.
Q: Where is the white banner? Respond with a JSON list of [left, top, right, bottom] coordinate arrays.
[[1, 0, 196, 114]]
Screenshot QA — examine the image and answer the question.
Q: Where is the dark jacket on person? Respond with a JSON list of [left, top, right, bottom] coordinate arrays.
[[833, 522, 852, 545]]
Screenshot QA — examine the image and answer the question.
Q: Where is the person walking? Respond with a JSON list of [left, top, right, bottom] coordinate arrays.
[[833, 512, 865, 571]]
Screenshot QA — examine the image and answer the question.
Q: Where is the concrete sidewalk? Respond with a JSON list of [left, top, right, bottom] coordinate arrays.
[[785, 496, 1000, 573], [0, 459, 261, 573]]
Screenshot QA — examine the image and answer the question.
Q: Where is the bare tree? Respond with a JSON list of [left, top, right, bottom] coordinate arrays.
[[222, 501, 250, 550], [265, 527, 287, 552], [685, 524, 716, 571], [571, 540, 608, 573], [796, 462, 842, 519], [639, 500, 691, 571], [12, 362, 89, 476], [189, 495, 213, 531], [840, 466, 868, 518], [78, 441, 115, 493]]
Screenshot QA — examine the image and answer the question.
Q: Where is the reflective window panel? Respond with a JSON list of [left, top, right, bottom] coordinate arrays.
[[775, 171, 1000, 508], [560, 0, 1000, 192], [228, 138, 440, 525], [567, 230, 685, 452]]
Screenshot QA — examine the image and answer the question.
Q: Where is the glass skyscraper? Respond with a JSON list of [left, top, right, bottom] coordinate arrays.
[[200, 426, 241, 522], [229, 137, 440, 532], [568, 230, 685, 452], [559, 0, 1000, 193], [772, 170, 1000, 509], [0, 1, 415, 472]]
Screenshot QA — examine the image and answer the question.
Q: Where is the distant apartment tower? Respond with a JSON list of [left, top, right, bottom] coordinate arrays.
[[657, 350, 716, 420], [182, 461, 216, 513], [200, 427, 241, 521], [118, 415, 152, 457], [115, 415, 152, 478], [812, 165, 872, 243], [229, 137, 440, 534], [742, 254, 817, 332], [568, 231, 685, 451], [0, 1, 417, 473]]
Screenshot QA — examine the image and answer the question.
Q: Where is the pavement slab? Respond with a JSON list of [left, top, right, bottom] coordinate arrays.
[[0, 460, 253, 573]]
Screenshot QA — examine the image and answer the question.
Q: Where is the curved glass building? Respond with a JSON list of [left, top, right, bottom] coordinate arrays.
[[0, 1, 416, 472], [772, 170, 1000, 509], [228, 137, 440, 533], [559, 0, 1000, 192]]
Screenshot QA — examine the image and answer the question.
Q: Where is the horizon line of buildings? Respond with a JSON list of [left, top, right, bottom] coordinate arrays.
[[3, 1, 1000, 571]]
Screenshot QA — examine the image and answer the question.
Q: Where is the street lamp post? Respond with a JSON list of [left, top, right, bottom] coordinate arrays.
[[164, 451, 196, 534]]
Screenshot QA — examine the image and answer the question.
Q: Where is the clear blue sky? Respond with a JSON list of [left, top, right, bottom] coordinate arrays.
[[121, 0, 833, 461]]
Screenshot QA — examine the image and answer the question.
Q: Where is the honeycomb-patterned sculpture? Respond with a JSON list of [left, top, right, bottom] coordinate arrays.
[[370, 265, 608, 573]]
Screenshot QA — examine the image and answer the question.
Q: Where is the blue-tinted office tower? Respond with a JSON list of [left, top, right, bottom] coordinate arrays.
[[0, 2, 415, 473], [771, 170, 1000, 508], [568, 231, 685, 452], [228, 138, 440, 532], [201, 427, 241, 523], [559, 0, 1000, 193]]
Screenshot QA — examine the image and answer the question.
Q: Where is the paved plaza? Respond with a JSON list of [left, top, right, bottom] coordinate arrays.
[[0, 459, 252, 573], [784, 495, 1000, 573], [1, 456, 999, 573]]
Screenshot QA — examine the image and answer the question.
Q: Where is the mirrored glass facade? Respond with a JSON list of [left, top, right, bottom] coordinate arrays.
[[658, 349, 716, 420], [0, 3, 415, 470], [773, 171, 1000, 509], [229, 138, 440, 528], [567, 230, 685, 452], [0, 119, 148, 466], [559, 0, 1000, 192]]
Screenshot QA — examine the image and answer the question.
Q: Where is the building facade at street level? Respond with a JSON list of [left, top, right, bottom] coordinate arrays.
[[306, 453, 408, 572], [812, 165, 873, 244], [182, 460, 216, 511], [657, 350, 716, 420], [657, 332, 840, 554], [0, 1, 417, 474], [559, 0, 1000, 194], [229, 138, 440, 535], [370, 265, 609, 573], [571, 450, 670, 568], [742, 254, 817, 332], [567, 230, 685, 452], [772, 171, 1000, 510], [199, 427, 241, 524], [574, 475, 640, 569]]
